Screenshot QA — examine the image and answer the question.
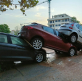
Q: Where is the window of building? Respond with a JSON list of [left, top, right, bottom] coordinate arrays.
[[53, 21, 54, 23], [55, 25, 57, 26], [0, 34, 8, 43], [50, 21, 52, 23], [55, 20, 57, 22], [62, 20, 64, 22], [50, 25, 52, 27], [68, 19, 69, 21], [59, 24, 61, 26], [62, 15, 64, 17], [53, 25, 54, 27], [65, 19, 67, 22], [58, 20, 60, 22]]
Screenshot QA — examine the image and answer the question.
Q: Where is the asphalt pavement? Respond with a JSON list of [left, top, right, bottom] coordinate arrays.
[[0, 48, 82, 81]]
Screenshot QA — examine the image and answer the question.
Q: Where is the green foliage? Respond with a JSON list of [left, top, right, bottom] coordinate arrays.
[[71, 17, 80, 23], [0, 24, 10, 33], [0, 0, 39, 15]]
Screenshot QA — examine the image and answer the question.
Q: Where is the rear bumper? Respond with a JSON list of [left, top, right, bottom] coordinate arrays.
[[59, 29, 72, 36], [18, 31, 27, 38]]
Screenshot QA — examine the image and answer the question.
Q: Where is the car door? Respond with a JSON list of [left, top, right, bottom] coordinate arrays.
[[10, 35, 33, 60], [78, 25, 82, 43], [0, 34, 12, 60], [43, 26, 59, 49], [54, 30, 70, 52]]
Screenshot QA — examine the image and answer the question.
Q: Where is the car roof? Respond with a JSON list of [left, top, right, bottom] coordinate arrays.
[[25, 22, 48, 27], [0, 32, 18, 37], [31, 22, 47, 26]]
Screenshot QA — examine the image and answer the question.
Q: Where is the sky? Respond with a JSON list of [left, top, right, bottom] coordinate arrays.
[[0, 0, 82, 31]]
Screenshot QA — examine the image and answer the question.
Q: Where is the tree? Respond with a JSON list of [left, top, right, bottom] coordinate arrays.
[[0, 24, 10, 33], [71, 17, 80, 23], [14, 26, 20, 35], [0, 0, 39, 15]]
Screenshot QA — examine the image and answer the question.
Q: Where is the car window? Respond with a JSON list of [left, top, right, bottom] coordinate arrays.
[[55, 30, 65, 39], [79, 25, 82, 31], [10, 36, 28, 46], [61, 23, 74, 27], [53, 30, 57, 35], [76, 24, 79, 29], [0, 34, 8, 43], [43, 26, 54, 34]]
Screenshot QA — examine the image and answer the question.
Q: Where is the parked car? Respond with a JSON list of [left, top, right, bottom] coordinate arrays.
[[18, 23, 77, 56], [59, 23, 82, 44], [0, 32, 46, 63]]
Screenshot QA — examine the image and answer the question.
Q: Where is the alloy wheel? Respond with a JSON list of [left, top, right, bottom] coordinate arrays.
[[69, 48, 75, 56], [32, 39, 42, 49], [71, 35, 77, 43], [35, 53, 43, 63]]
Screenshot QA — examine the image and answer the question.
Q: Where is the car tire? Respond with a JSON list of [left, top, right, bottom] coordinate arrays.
[[55, 50, 60, 54], [68, 48, 76, 56], [31, 38, 43, 50], [77, 48, 80, 51], [35, 52, 46, 63], [70, 34, 77, 43]]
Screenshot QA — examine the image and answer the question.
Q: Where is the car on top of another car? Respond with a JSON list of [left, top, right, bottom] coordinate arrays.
[[18, 23, 77, 56], [59, 23, 82, 44]]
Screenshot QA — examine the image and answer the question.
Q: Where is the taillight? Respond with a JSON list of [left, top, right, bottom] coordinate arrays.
[[28, 27, 33, 29], [69, 24, 74, 29], [25, 26, 33, 29], [71, 24, 74, 27], [69, 27, 73, 29]]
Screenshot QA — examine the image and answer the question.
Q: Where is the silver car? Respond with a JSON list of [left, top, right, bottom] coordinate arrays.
[[59, 23, 82, 44]]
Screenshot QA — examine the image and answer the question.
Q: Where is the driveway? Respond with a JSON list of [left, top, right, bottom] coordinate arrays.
[[0, 48, 82, 81]]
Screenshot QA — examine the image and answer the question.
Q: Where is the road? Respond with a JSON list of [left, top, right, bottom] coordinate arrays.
[[0, 48, 82, 81]]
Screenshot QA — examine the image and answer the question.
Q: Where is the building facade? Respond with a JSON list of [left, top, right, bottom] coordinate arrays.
[[47, 14, 72, 29]]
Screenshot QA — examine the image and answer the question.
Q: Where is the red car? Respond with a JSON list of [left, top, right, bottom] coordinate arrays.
[[18, 23, 77, 56]]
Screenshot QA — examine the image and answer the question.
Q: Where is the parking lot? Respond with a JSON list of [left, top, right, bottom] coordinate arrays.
[[0, 48, 82, 81]]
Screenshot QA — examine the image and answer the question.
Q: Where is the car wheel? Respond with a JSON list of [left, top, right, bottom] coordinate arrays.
[[69, 48, 76, 56], [35, 52, 45, 63], [55, 50, 60, 54], [31, 38, 43, 50], [70, 34, 77, 43], [77, 48, 80, 51]]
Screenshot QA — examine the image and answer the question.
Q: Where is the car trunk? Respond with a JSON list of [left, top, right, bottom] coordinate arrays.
[[18, 26, 28, 39]]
